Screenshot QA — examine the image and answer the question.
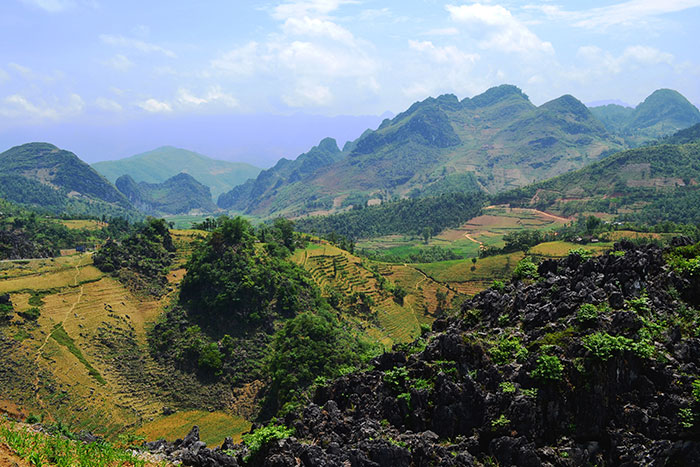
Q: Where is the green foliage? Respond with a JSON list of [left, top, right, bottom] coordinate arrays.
[[531, 355, 564, 382], [18, 307, 41, 321], [50, 324, 106, 385], [491, 336, 528, 365], [692, 379, 700, 403], [0, 421, 145, 467], [93, 217, 174, 296], [296, 192, 486, 239], [115, 173, 218, 215], [491, 414, 511, 429], [499, 381, 516, 393], [383, 367, 409, 392], [392, 285, 408, 305], [679, 407, 695, 429], [491, 280, 505, 291], [582, 332, 654, 361], [512, 256, 539, 281], [521, 388, 539, 398], [266, 308, 375, 409], [568, 247, 593, 260], [241, 424, 295, 458]]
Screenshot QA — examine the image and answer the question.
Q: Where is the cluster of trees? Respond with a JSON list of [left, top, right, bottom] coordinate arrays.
[[150, 216, 376, 413], [360, 245, 462, 263], [480, 229, 558, 257], [93, 218, 175, 296], [295, 192, 486, 239]]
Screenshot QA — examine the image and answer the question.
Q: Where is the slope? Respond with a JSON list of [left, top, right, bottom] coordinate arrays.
[[116, 173, 219, 215], [218, 85, 624, 218], [93, 146, 261, 199], [0, 143, 136, 218], [590, 88, 700, 145], [496, 128, 700, 223]]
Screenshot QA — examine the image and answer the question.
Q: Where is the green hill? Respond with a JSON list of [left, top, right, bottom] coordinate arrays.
[[218, 85, 623, 218], [93, 146, 261, 199], [496, 127, 700, 224], [590, 89, 700, 145], [0, 143, 136, 218], [115, 173, 219, 215]]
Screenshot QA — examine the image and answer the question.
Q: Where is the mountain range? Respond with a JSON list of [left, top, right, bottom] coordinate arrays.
[[0, 142, 136, 218], [216, 85, 700, 218], [92, 146, 261, 199], [115, 172, 220, 215]]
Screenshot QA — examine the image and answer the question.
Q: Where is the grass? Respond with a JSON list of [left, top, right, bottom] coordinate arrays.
[[134, 410, 251, 447], [0, 419, 161, 467], [60, 220, 106, 230], [529, 241, 612, 258], [418, 252, 525, 283], [0, 265, 103, 294], [50, 323, 106, 385]]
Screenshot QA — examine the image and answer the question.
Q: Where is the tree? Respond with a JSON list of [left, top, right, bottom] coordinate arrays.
[[422, 227, 432, 244]]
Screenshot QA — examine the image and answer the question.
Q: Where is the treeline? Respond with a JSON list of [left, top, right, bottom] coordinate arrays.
[[0, 198, 133, 260], [295, 192, 486, 239]]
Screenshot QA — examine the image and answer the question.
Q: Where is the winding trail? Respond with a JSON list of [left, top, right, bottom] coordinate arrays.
[[31, 254, 90, 409], [463, 233, 483, 246]]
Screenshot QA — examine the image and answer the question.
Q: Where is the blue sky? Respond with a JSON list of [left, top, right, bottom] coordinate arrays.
[[1, 0, 699, 165]]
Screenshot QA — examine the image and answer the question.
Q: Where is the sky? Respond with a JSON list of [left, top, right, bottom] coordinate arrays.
[[1, 0, 699, 166]]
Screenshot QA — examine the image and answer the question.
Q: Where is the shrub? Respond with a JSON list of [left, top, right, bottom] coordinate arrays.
[[512, 257, 539, 281], [568, 248, 593, 260], [693, 379, 700, 403], [577, 304, 599, 324], [383, 367, 409, 391], [491, 336, 528, 365], [242, 424, 294, 457], [491, 414, 510, 429], [18, 307, 40, 321], [531, 355, 564, 382], [582, 332, 632, 361], [499, 381, 516, 393]]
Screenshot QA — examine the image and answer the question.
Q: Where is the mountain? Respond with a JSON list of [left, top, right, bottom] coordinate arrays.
[[218, 85, 624, 218], [0, 142, 136, 217], [496, 126, 700, 223], [115, 172, 219, 215], [590, 89, 700, 145], [93, 146, 261, 199]]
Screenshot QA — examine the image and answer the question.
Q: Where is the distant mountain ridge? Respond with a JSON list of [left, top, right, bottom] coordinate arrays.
[[218, 84, 624, 217], [115, 173, 219, 215], [0, 142, 136, 218], [93, 146, 261, 199], [589, 89, 700, 145]]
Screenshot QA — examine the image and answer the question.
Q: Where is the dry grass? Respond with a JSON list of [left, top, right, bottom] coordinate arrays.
[[135, 410, 251, 447], [529, 241, 611, 258], [60, 219, 106, 230]]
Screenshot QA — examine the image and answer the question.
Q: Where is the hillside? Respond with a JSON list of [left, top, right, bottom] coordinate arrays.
[[116, 173, 219, 215], [0, 143, 136, 218], [496, 128, 700, 223], [590, 89, 700, 145], [93, 146, 261, 199], [141, 241, 700, 466], [218, 85, 624, 217]]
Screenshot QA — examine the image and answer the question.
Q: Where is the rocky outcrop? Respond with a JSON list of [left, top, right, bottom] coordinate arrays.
[[147, 241, 700, 466]]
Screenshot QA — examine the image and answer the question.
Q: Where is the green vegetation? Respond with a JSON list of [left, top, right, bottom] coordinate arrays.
[[242, 424, 295, 459], [490, 336, 528, 364], [0, 421, 149, 467], [576, 303, 601, 324], [531, 355, 564, 382], [51, 323, 106, 385], [296, 192, 485, 240], [93, 218, 175, 296], [116, 172, 218, 215], [512, 256, 539, 281], [0, 142, 137, 218], [93, 146, 261, 199], [581, 332, 653, 361]]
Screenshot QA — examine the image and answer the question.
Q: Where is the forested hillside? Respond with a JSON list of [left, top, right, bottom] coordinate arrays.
[[0, 143, 137, 218], [116, 173, 219, 215]]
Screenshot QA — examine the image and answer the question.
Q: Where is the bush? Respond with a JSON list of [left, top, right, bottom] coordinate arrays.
[[512, 257, 539, 281], [18, 307, 40, 321], [693, 379, 700, 403], [242, 424, 295, 458], [531, 355, 564, 382], [568, 248, 593, 260], [576, 304, 599, 324]]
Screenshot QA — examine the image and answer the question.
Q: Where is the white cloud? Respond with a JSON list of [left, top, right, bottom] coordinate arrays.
[[21, 0, 75, 12], [0, 93, 84, 119], [525, 0, 700, 29], [423, 27, 460, 36], [103, 54, 133, 71], [210, 42, 264, 76], [446, 3, 554, 54], [176, 87, 239, 108], [282, 16, 356, 45], [271, 0, 359, 20], [95, 97, 122, 112], [138, 98, 172, 113], [8, 62, 32, 77], [409, 40, 479, 65], [283, 80, 333, 106], [577, 45, 673, 74], [100, 34, 176, 58], [0, 68, 9, 83]]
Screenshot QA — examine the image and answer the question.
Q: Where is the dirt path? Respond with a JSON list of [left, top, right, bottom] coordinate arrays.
[[521, 208, 571, 223], [463, 233, 483, 246], [31, 254, 90, 409]]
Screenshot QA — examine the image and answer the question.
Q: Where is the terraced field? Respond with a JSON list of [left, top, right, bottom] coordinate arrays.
[[136, 410, 251, 446], [293, 240, 454, 347]]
